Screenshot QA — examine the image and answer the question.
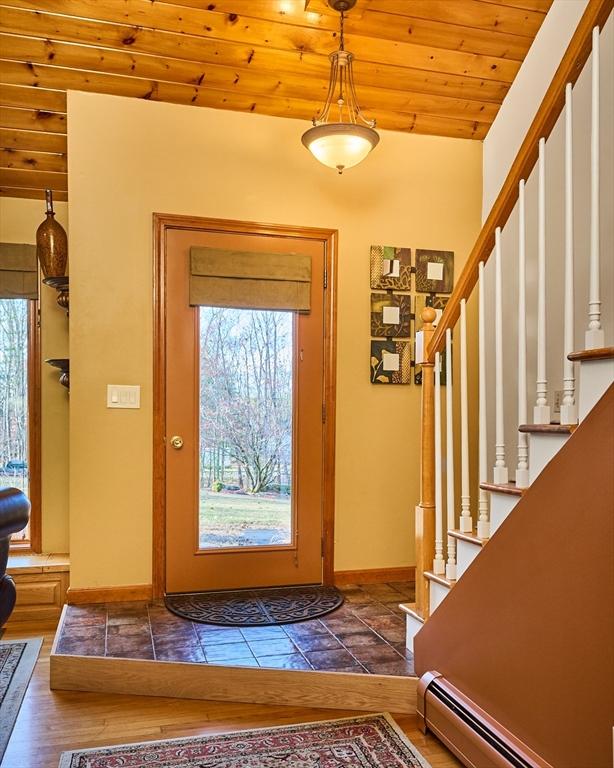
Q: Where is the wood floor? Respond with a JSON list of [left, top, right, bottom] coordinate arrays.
[[2, 621, 462, 768]]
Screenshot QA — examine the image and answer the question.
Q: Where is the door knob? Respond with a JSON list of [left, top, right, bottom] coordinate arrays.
[[170, 435, 184, 450]]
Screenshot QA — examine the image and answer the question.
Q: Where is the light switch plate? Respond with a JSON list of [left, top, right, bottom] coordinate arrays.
[[107, 384, 141, 409]]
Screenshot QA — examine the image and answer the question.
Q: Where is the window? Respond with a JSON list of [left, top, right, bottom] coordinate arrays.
[[0, 298, 40, 550]]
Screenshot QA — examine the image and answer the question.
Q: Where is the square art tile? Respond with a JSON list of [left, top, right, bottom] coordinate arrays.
[[370, 293, 412, 338], [370, 245, 412, 291], [415, 249, 454, 294], [370, 340, 412, 384]]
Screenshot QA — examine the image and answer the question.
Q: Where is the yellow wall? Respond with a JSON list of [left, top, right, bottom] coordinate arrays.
[[68, 90, 482, 588], [0, 197, 70, 553]]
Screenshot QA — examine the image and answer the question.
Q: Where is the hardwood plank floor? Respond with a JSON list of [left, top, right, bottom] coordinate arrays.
[[2, 622, 462, 768]]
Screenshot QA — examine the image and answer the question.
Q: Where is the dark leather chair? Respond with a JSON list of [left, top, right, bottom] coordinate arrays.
[[0, 487, 30, 627]]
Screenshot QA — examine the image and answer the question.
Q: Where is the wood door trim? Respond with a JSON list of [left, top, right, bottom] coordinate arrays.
[[152, 213, 338, 597]]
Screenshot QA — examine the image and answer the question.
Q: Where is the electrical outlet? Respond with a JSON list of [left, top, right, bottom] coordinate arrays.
[[553, 390, 563, 415]]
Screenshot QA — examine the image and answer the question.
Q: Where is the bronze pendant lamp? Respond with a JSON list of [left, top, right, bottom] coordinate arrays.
[[301, 0, 379, 174]]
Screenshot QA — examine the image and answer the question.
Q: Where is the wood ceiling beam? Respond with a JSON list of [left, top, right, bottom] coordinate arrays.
[[0, 166, 68, 190], [0, 0, 520, 82], [0, 8, 511, 104], [369, 0, 548, 36], [0, 147, 66, 172], [0, 37, 500, 123], [0, 59, 489, 139], [0, 127, 67, 153], [153, 0, 535, 60], [0, 185, 68, 199], [0, 105, 66, 133]]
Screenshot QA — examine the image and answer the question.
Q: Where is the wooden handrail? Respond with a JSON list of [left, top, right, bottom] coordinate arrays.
[[427, 0, 613, 363]]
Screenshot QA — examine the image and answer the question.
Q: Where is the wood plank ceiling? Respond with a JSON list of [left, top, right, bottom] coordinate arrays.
[[0, 0, 552, 201]]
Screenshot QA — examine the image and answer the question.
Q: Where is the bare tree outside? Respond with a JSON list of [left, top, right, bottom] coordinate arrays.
[[199, 307, 293, 548], [0, 298, 29, 543]]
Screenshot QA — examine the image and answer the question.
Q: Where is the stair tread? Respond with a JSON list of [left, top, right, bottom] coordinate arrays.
[[399, 603, 424, 623], [568, 346, 614, 362], [480, 481, 524, 496], [448, 529, 488, 546], [424, 570, 456, 589], [518, 423, 576, 434]]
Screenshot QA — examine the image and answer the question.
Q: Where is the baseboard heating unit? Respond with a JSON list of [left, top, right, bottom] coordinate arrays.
[[417, 672, 553, 768]]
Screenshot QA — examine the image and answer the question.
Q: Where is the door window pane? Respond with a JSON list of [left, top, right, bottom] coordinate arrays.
[[199, 307, 293, 549], [0, 299, 29, 544]]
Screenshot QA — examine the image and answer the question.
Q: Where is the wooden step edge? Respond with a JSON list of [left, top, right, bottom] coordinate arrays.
[[480, 481, 524, 497], [448, 529, 488, 546], [518, 423, 576, 434], [568, 346, 614, 362], [424, 570, 456, 589], [399, 603, 424, 623]]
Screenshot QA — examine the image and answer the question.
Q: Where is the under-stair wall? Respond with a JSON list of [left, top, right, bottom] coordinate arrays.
[[414, 385, 614, 768]]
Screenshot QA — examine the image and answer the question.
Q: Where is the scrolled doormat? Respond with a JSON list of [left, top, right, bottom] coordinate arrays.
[[164, 584, 344, 626], [58, 713, 431, 767]]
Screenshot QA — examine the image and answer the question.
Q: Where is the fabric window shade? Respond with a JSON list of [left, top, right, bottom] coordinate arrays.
[[189, 247, 311, 311], [0, 243, 38, 300]]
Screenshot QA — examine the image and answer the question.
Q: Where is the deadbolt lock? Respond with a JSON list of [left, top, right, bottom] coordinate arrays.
[[170, 435, 184, 450]]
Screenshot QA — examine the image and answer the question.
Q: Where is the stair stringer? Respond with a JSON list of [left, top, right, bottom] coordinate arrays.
[[413, 384, 614, 768]]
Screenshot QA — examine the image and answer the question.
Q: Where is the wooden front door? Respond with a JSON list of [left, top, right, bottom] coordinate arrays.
[[160, 217, 335, 594]]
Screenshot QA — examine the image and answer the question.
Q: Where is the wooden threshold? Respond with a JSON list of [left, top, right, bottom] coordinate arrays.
[[568, 346, 614, 362], [50, 652, 417, 714]]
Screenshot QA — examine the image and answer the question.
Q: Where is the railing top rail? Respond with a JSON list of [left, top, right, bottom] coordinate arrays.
[[427, 0, 613, 363]]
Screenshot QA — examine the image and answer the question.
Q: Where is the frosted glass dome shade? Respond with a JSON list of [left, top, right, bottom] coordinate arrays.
[[302, 123, 379, 173]]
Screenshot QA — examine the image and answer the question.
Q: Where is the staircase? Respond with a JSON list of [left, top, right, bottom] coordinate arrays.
[[400, 1, 614, 766]]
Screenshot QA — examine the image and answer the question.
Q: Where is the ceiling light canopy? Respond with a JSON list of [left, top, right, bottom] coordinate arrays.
[[301, 0, 379, 174]]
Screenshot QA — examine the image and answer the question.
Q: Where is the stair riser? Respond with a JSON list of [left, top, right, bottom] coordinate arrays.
[[405, 612, 425, 653], [489, 493, 520, 535], [456, 539, 482, 580], [578, 359, 614, 421], [528, 433, 569, 484], [429, 580, 451, 614]]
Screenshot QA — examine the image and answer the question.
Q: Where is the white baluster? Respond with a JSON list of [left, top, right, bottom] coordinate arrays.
[[477, 262, 490, 537], [534, 137, 551, 424], [433, 352, 445, 575], [445, 328, 457, 580], [459, 299, 472, 533], [561, 83, 578, 425], [493, 229, 509, 484], [586, 26, 604, 350], [516, 180, 530, 488]]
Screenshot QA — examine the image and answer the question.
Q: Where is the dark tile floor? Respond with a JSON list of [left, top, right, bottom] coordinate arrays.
[[55, 582, 416, 676]]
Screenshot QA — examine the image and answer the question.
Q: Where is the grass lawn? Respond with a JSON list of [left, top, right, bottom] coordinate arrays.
[[199, 491, 291, 548]]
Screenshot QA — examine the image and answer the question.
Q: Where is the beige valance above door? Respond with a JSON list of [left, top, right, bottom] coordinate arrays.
[[0, 243, 38, 300], [189, 246, 311, 311]]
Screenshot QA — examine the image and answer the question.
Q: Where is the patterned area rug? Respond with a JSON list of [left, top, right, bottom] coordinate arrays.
[[59, 714, 431, 767], [0, 637, 42, 761], [165, 584, 344, 626]]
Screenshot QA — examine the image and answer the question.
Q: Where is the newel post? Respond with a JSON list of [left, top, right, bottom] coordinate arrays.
[[416, 307, 437, 619]]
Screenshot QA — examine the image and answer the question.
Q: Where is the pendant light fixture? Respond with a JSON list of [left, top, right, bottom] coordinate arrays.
[[301, 0, 379, 174]]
